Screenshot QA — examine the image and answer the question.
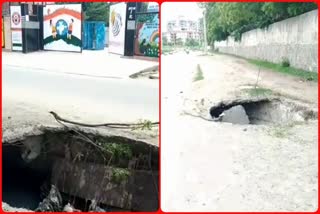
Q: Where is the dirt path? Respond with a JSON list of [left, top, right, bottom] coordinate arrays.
[[192, 54, 318, 107], [161, 52, 318, 212]]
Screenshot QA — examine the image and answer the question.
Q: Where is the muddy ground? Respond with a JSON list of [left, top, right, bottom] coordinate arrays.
[[161, 51, 318, 211]]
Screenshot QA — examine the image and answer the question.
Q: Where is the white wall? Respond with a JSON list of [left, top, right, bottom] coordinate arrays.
[[214, 10, 318, 72]]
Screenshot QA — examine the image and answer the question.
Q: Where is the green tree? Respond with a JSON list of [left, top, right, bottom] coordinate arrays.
[[185, 38, 199, 47], [83, 3, 110, 25], [162, 36, 168, 46], [201, 2, 318, 43], [56, 2, 111, 25]]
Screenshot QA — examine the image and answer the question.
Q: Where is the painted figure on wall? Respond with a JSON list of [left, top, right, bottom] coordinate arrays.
[[43, 4, 82, 52], [50, 20, 57, 39], [67, 19, 73, 39]]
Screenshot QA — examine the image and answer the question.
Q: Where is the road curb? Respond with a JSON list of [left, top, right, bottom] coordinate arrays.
[[129, 65, 159, 79]]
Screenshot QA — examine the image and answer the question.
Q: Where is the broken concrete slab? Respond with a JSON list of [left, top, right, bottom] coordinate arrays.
[[3, 124, 159, 212], [221, 105, 250, 124], [51, 158, 158, 211]]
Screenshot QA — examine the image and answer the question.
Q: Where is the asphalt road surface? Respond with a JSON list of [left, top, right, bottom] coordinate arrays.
[[3, 64, 159, 129]]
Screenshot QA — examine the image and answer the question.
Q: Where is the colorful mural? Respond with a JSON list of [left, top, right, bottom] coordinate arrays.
[[43, 4, 82, 52], [109, 3, 127, 55], [134, 13, 159, 57]]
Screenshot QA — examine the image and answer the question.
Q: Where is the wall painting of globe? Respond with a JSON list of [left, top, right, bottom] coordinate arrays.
[[43, 4, 82, 52]]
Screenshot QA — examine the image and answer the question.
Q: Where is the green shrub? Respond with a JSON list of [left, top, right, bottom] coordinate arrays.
[[281, 58, 290, 67]]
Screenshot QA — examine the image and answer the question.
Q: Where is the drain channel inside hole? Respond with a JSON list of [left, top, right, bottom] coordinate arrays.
[[3, 129, 159, 212], [209, 99, 317, 125], [3, 145, 49, 210]]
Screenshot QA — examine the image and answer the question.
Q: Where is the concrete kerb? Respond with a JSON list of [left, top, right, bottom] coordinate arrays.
[[129, 65, 159, 79]]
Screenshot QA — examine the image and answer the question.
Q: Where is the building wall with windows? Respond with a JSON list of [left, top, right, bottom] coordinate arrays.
[[166, 16, 202, 44]]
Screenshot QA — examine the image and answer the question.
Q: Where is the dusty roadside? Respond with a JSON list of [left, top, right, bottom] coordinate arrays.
[[161, 52, 318, 212]]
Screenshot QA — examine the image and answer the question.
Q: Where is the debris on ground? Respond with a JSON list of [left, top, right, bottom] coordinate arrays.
[[2, 202, 33, 212], [35, 185, 63, 212]]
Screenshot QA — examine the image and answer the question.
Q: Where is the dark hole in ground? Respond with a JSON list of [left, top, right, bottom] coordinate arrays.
[[210, 99, 317, 125], [2, 129, 159, 211], [3, 145, 50, 210]]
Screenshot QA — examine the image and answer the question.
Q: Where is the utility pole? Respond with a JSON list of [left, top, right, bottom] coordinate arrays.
[[203, 9, 208, 54]]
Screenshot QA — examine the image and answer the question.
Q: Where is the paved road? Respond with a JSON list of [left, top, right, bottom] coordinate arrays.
[[2, 50, 158, 79], [3, 64, 159, 130]]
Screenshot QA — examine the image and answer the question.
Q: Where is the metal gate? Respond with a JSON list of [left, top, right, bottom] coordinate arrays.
[[20, 3, 44, 53]]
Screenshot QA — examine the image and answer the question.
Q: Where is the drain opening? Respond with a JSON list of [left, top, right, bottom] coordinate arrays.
[[3, 129, 159, 212], [3, 145, 48, 210], [210, 99, 317, 125]]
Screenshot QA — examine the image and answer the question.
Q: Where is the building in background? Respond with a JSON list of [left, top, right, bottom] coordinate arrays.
[[163, 15, 203, 45]]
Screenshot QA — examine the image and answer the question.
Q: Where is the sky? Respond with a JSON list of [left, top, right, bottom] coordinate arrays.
[[161, 2, 204, 33]]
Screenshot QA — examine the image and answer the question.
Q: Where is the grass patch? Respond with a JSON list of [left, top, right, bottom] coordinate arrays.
[[269, 126, 289, 138], [111, 168, 130, 184], [193, 64, 204, 82], [268, 121, 305, 138], [242, 87, 273, 97], [210, 51, 317, 81], [161, 45, 174, 54], [247, 59, 318, 82]]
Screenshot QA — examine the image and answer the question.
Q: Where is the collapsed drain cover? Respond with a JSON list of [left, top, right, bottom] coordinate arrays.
[[210, 99, 317, 125], [2, 127, 159, 212]]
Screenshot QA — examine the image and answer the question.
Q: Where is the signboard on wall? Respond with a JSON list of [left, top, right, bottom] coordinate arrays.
[[147, 3, 159, 12], [10, 6, 22, 51], [109, 2, 127, 55], [43, 4, 82, 52], [134, 13, 159, 57]]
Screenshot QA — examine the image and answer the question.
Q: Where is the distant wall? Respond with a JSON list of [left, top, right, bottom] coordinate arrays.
[[3, 17, 12, 50], [214, 10, 318, 72]]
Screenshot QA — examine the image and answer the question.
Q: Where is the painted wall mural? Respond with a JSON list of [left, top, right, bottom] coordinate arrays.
[[109, 2, 127, 55], [134, 13, 159, 57], [10, 6, 22, 51], [43, 4, 82, 52]]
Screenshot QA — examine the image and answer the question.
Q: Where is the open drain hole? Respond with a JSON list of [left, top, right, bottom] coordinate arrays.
[[3, 146, 48, 210], [3, 129, 159, 212], [209, 99, 317, 125]]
